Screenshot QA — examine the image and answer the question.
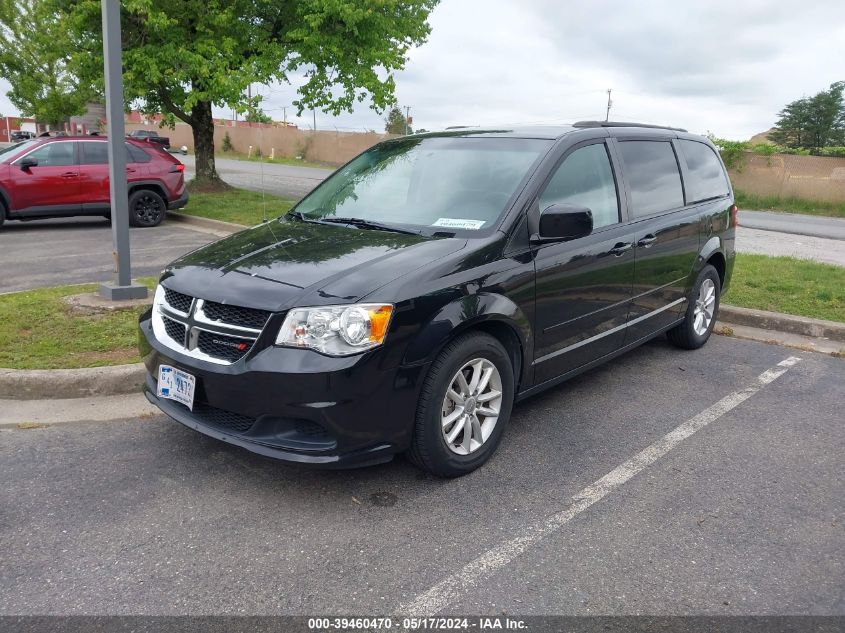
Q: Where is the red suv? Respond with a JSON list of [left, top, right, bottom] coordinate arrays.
[[0, 136, 188, 228]]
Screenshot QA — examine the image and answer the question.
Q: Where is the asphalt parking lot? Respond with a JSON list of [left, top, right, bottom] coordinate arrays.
[[1, 335, 842, 615], [0, 217, 214, 293]]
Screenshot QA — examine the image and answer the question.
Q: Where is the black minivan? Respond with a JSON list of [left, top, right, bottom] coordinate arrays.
[[140, 121, 736, 477]]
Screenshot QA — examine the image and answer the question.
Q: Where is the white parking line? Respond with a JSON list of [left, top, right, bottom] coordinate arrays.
[[401, 356, 802, 615]]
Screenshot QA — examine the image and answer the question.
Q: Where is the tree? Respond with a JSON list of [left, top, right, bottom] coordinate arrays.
[[0, 0, 93, 127], [770, 82, 845, 150], [245, 107, 272, 124], [59, 0, 438, 185], [385, 106, 409, 135]]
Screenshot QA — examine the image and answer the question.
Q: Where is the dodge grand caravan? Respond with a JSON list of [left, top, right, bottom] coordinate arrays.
[[140, 121, 736, 477]]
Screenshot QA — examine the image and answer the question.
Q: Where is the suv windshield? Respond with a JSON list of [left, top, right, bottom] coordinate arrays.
[[0, 140, 38, 159], [293, 135, 551, 234]]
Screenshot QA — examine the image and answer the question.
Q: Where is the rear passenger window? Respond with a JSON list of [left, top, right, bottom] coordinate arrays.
[[79, 141, 109, 165], [127, 143, 152, 163], [539, 143, 619, 230], [618, 141, 684, 217], [679, 140, 729, 202]]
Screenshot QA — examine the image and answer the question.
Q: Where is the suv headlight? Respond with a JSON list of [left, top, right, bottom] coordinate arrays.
[[275, 303, 394, 356]]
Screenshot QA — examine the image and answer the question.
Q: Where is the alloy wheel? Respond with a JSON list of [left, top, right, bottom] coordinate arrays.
[[692, 278, 716, 336], [134, 194, 163, 225], [440, 358, 503, 456]]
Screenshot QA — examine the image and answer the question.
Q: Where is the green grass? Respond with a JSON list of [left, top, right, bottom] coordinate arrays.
[[735, 189, 845, 219], [726, 254, 845, 323], [220, 151, 334, 170], [0, 279, 156, 369], [180, 185, 295, 226]]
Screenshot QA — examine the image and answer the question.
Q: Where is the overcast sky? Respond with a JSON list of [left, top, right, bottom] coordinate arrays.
[[2, 0, 844, 139]]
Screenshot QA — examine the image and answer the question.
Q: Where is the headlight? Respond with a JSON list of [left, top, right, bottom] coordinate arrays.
[[275, 303, 394, 356]]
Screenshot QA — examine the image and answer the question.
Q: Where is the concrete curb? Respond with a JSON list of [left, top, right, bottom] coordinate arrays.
[[166, 210, 243, 234], [719, 304, 845, 343], [0, 305, 841, 402], [0, 363, 146, 400]]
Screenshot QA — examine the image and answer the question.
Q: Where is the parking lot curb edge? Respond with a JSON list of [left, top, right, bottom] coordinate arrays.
[[0, 363, 145, 400]]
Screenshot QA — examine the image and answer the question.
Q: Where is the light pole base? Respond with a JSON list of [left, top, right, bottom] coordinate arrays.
[[98, 282, 149, 301]]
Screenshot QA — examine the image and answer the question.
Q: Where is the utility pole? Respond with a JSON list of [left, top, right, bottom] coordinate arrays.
[[313, 109, 317, 132], [605, 89, 613, 122], [98, 0, 147, 301], [283, 106, 287, 126], [404, 106, 411, 135]]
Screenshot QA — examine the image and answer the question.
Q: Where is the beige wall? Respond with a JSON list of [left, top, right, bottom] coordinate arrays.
[[125, 122, 393, 166], [728, 152, 845, 203]]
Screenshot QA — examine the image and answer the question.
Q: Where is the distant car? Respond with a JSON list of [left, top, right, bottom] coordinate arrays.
[[127, 129, 171, 150], [9, 131, 35, 141], [0, 136, 188, 228]]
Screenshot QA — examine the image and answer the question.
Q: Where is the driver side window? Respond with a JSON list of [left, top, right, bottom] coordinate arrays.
[[18, 142, 76, 167], [539, 143, 619, 230]]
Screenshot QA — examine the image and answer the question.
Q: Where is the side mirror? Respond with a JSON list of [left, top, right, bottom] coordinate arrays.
[[531, 203, 593, 242], [19, 156, 38, 170]]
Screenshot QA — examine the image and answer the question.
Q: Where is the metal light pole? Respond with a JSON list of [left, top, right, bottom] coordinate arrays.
[[98, 0, 147, 300]]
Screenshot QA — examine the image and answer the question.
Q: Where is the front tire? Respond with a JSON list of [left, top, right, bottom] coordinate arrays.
[[408, 332, 515, 477], [667, 264, 721, 350], [128, 189, 165, 227]]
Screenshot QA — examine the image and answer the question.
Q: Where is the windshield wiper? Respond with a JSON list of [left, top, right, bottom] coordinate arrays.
[[318, 217, 421, 235], [285, 210, 315, 223]]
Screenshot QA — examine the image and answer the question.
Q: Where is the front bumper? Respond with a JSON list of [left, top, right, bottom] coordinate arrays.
[[139, 316, 427, 468]]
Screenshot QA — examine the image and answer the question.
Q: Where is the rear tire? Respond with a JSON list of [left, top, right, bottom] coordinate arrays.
[[408, 332, 515, 478], [128, 189, 165, 227], [667, 264, 721, 350]]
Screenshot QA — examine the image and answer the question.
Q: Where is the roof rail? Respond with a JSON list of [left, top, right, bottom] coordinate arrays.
[[573, 120, 688, 133]]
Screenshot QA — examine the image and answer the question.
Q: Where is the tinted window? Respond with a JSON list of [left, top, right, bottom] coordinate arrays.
[[539, 143, 619, 230], [127, 143, 151, 163], [78, 141, 152, 165], [20, 141, 75, 167], [80, 141, 109, 164], [618, 141, 684, 217], [679, 140, 729, 202]]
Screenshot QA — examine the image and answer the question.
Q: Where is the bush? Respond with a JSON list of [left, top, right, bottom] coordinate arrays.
[[222, 131, 233, 153], [708, 136, 750, 170], [818, 146, 845, 157]]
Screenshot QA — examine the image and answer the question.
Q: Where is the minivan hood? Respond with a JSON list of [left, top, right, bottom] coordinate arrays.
[[163, 219, 466, 310]]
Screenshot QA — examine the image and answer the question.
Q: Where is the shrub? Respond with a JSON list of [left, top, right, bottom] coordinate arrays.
[[708, 135, 750, 170], [222, 131, 233, 153]]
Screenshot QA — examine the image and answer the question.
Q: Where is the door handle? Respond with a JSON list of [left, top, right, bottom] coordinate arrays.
[[60, 171, 79, 178], [638, 234, 657, 248], [609, 242, 633, 257]]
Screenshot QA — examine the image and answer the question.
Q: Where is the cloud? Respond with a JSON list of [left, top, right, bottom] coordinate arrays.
[[3, 0, 844, 140]]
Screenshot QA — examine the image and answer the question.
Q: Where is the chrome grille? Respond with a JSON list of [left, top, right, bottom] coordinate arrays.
[[151, 285, 270, 365], [202, 301, 270, 330], [162, 315, 187, 345], [196, 330, 253, 363], [163, 287, 192, 314]]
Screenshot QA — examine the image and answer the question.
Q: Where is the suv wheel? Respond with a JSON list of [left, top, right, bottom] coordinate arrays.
[[0, 200, 5, 228], [667, 264, 721, 350], [129, 189, 165, 227], [408, 332, 514, 477]]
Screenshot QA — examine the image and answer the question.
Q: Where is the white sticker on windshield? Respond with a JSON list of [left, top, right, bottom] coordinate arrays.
[[432, 218, 485, 230]]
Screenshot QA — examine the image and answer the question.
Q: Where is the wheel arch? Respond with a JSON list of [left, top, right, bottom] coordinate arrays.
[[698, 235, 727, 290], [128, 180, 167, 201], [403, 292, 532, 392]]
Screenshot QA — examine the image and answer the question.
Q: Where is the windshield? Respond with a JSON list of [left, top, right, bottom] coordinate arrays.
[[293, 136, 551, 234], [0, 140, 38, 160]]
